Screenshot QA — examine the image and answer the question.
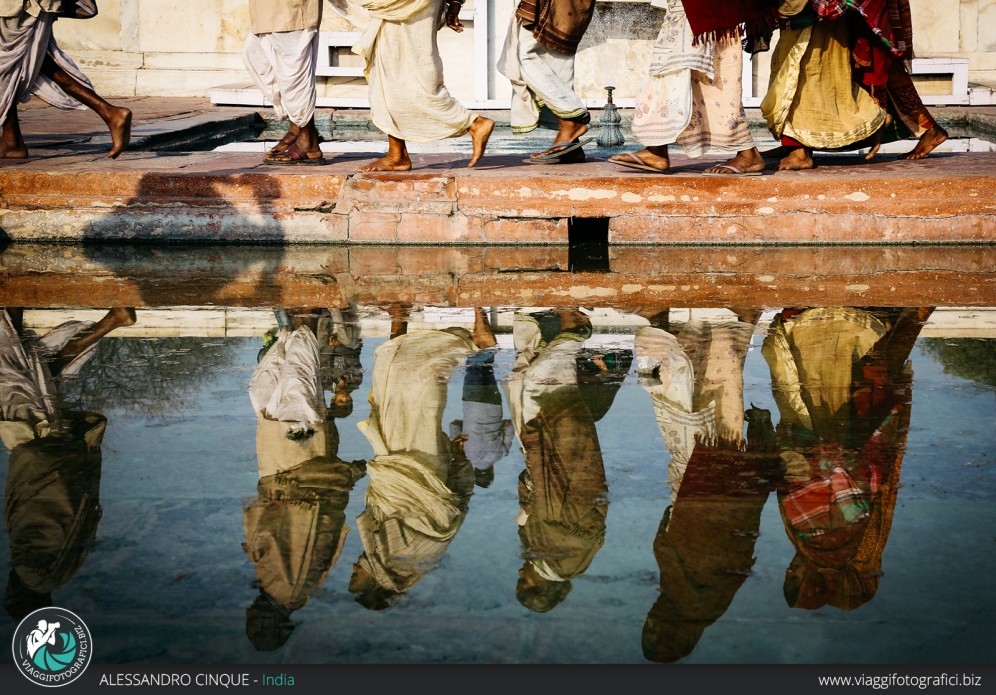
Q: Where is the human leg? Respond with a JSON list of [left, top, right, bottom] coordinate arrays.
[[41, 54, 131, 158]]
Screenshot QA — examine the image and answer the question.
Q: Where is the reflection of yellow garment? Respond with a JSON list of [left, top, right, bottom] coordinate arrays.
[[762, 20, 885, 149], [243, 458, 361, 609], [762, 307, 886, 443]]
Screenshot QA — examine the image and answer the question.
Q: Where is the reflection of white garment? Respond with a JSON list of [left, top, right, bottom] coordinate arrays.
[[353, 0, 475, 142], [497, 15, 588, 134], [0, 10, 95, 120], [355, 328, 478, 593], [636, 318, 754, 503], [242, 29, 319, 127], [0, 310, 97, 450], [250, 326, 325, 424], [505, 314, 586, 430]]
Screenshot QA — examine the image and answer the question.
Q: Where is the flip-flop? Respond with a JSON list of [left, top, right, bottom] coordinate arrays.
[[703, 164, 763, 176], [609, 151, 668, 174], [264, 142, 326, 166], [524, 137, 594, 164]]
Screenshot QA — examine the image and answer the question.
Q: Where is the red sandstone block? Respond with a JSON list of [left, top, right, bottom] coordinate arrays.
[[396, 213, 484, 243], [348, 247, 404, 276], [348, 212, 400, 242]]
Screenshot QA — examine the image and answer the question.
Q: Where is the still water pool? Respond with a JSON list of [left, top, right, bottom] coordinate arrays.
[[0, 301, 993, 665]]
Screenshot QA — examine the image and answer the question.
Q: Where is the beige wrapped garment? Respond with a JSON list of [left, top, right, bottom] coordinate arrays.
[[352, 0, 476, 142], [632, 0, 754, 155], [497, 13, 588, 135]]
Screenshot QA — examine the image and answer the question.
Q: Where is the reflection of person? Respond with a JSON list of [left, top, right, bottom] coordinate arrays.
[[1, 2, 132, 159], [244, 308, 366, 650], [348, 309, 497, 609], [760, 307, 934, 610], [318, 306, 364, 411], [449, 308, 513, 488], [505, 309, 614, 612], [497, 0, 596, 163], [1, 307, 135, 620], [351, 0, 494, 171], [634, 308, 774, 662], [243, 0, 326, 165], [609, 0, 769, 175]]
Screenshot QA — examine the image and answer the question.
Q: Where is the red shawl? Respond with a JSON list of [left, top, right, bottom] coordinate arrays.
[[679, 0, 780, 42]]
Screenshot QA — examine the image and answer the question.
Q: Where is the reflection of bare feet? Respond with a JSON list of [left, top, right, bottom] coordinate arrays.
[[107, 107, 132, 159], [705, 147, 764, 174], [900, 125, 948, 160], [358, 152, 411, 172], [778, 147, 814, 171], [468, 116, 493, 168], [732, 307, 762, 325], [109, 307, 137, 327], [471, 307, 497, 348]]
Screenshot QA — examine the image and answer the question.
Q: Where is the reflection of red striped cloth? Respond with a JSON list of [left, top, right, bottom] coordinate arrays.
[[679, 0, 780, 41], [782, 456, 872, 539]]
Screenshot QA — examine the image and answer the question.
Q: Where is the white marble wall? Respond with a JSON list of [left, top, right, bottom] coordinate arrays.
[[49, 0, 996, 100]]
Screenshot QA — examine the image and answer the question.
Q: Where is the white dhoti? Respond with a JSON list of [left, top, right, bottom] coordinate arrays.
[[242, 29, 319, 128], [353, 0, 475, 142], [631, 0, 754, 156], [497, 15, 588, 134], [0, 9, 95, 119]]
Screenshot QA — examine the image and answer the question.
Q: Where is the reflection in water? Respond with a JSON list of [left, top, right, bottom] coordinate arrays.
[[244, 308, 366, 650], [636, 308, 773, 662], [507, 309, 629, 612], [348, 308, 498, 610], [0, 303, 992, 664], [0, 307, 135, 619], [763, 307, 932, 611]]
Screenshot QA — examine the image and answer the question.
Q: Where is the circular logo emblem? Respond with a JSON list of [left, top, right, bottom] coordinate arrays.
[[12, 607, 92, 687]]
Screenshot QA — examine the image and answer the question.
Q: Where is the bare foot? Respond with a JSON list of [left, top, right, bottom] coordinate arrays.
[[471, 307, 498, 348], [468, 116, 493, 168], [109, 307, 137, 327], [778, 147, 814, 171], [705, 147, 764, 174], [900, 125, 948, 160], [107, 107, 132, 159], [358, 152, 412, 172]]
